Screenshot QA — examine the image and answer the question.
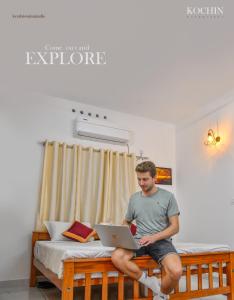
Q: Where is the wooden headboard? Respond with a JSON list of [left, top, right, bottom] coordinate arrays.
[[32, 231, 50, 242], [30, 231, 51, 286], [31, 231, 51, 252]]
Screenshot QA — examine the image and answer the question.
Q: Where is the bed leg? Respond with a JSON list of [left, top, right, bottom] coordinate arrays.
[[227, 253, 234, 300], [30, 259, 37, 287], [62, 261, 74, 300], [30, 232, 37, 287]]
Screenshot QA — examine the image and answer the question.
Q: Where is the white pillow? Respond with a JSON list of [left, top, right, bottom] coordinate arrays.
[[44, 221, 72, 241], [44, 221, 92, 241]]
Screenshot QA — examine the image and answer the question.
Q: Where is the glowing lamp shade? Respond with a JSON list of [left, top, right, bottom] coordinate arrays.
[[204, 129, 221, 146]]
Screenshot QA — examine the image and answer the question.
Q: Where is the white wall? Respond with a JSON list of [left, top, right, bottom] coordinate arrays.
[[0, 90, 176, 281], [176, 98, 234, 248]]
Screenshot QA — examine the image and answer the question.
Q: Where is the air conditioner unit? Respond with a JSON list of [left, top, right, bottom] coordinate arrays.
[[75, 116, 130, 144]]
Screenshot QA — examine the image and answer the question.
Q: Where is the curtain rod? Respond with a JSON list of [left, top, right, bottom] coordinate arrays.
[[38, 140, 136, 157], [38, 140, 149, 160]]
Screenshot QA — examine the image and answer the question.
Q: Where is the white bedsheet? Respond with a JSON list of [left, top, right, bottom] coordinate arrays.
[[34, 240, 231, 279], [174, 242, 230, 254]]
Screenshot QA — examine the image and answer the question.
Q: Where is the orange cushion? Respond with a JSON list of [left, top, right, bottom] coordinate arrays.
[[63, 221, 96, 242]]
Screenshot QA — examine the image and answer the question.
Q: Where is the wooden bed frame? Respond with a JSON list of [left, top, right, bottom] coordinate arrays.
[[30, 231, 234, 299]]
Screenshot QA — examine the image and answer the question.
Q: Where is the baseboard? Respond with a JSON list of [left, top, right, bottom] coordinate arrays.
[[0, 279, 29, 288], [0, 276, 47, 288]]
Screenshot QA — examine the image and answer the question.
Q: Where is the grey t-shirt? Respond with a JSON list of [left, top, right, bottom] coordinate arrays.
[[125, 187, 180, 240]]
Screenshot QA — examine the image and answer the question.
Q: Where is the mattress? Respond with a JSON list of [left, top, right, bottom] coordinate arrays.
[[34, 240, 231, 279]]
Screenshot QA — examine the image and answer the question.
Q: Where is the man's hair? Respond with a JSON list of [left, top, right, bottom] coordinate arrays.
[[135, 161, 156, 178]]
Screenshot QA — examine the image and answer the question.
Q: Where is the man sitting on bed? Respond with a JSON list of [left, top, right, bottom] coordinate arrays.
[[111, 161, 182, 300]]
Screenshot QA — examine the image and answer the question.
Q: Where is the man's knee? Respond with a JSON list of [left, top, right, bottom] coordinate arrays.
[[111, 248, 133, 265], [162, 254, 183, 282], [111, 248, 123, 263], [169, 266, 183, 281]]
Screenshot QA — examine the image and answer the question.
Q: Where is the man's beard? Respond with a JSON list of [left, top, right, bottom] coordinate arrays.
[[143, 183, 154, 193]]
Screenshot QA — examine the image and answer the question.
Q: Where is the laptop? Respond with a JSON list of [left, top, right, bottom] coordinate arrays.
[[94, 224, 141, 250]]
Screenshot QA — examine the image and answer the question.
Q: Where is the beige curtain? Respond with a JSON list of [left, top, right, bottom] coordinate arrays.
[[36, 141, 137, 230]]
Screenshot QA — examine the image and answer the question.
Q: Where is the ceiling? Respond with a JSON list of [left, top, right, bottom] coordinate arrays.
[[1, 0, 234, 123]]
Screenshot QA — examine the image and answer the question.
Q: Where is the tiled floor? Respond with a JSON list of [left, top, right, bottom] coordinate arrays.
[[0, 280, 227, 300], [0, 285, 43, 300]]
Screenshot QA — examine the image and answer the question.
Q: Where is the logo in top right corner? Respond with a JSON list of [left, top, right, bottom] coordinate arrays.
[[186, 6, 224, 18]]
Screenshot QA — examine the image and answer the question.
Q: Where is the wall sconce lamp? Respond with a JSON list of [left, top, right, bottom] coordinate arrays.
[[204, 129, 221, 146]]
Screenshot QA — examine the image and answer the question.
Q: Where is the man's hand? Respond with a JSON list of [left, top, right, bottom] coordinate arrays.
[[139, 235, 157, 246]]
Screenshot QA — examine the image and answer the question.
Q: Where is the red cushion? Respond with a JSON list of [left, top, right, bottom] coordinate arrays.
[[130, 224, 137, 236], [63, 221, 96, 242]]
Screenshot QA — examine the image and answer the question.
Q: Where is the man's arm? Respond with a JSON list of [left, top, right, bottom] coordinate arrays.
[[139, 215, 179, 246], [153, 215, 179, 241]]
